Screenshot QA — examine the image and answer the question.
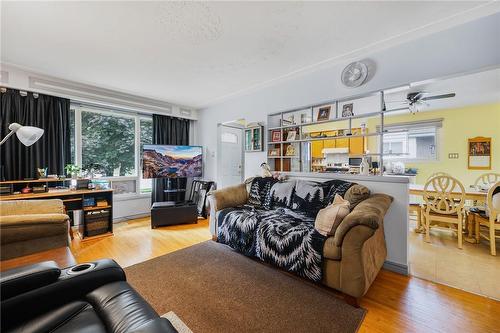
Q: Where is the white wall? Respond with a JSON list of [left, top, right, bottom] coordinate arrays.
[[198, 13, 500, 182]]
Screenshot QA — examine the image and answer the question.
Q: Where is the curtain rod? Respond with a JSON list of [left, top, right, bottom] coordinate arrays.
[[0, 87, 39, 98]]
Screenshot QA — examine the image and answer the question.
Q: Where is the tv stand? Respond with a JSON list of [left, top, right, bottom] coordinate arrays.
[[163, 177, 186, 203]]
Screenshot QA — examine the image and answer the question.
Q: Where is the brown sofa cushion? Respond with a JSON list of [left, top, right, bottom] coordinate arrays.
[[1, 215, 69, 244], [315, 195, 350, 236], [344, 184, 371, 210]]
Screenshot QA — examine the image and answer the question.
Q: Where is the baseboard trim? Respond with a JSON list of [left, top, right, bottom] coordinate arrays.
[[383, 261, 408, 276]]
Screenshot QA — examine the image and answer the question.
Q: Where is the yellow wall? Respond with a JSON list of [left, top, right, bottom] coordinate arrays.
[[367, 103, 500, 185]]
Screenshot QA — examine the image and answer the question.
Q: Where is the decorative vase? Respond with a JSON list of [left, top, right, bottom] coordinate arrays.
[[360, 157, 370, 175]]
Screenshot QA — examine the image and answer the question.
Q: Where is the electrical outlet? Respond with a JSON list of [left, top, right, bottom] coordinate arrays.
[[448, 153, 459, 159]]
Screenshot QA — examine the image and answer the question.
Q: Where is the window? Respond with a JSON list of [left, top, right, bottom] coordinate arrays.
[[380, 119, 441, 161], [81, 110, 136, 176], [139, 118, 153, 194], [69, 109, 76, 163], [70, 104, 162, 197]]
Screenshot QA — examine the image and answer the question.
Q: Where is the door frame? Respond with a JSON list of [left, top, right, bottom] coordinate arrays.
[[216, 122, 245, 189]]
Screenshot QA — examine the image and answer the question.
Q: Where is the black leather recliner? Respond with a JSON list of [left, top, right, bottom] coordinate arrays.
[[0, 259, 177, 333]]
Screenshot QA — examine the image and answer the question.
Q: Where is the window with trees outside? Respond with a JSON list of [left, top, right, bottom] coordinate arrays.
[[71, 104, 154, 197]]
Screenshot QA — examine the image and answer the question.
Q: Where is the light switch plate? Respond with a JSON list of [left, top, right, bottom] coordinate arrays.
[[448, 153, 459, 159]]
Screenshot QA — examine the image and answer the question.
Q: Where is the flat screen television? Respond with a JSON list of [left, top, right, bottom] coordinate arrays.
[[142, 145, 202, 179]]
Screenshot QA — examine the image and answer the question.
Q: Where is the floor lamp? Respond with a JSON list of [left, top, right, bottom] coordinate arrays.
[[0, 123, 44, 180], [0, 123, 44, 146]]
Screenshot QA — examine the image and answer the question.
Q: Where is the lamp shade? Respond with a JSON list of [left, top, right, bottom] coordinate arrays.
[[8, 123, 44, 146]]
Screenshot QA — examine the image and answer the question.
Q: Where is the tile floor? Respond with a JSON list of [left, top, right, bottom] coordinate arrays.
[[409, 217, 500, 300]]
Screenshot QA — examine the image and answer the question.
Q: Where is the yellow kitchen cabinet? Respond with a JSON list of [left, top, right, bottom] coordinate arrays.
[[349, 128, 365, 155], [323, 139, 336, 148], [311, 140, 324, 158], [335, 138, 349, 148]]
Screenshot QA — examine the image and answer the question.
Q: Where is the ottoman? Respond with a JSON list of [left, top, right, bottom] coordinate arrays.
[[151, 202, 198, 228]]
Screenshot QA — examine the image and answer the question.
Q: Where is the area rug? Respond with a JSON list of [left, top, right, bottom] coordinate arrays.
[[125, 241, 365, 333]]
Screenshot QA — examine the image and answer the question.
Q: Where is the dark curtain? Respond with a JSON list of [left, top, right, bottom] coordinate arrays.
[[0, 88, 71, 180], [151, 114, 190, 203]]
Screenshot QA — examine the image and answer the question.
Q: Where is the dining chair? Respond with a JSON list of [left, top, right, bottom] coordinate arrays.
[[411, 172, 451, 233], [474, 173, 500, 188], [427, 172, 451, 181], [409, 203, 423, 233], [423, 175, 466, 249], [471, 181, 500, 255]]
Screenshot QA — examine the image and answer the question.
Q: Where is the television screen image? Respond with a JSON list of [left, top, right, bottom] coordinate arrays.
[[142, 145, 202, 179]]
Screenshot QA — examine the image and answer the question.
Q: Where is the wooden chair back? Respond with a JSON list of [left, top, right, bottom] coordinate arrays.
[[423, 175, 465, 215], [426, 172, 450, 181], [475, 173, 500, 187], [487, 181, 500, 221]]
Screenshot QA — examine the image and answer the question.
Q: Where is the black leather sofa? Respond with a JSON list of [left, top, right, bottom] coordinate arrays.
[[0, 259, 177, 333]]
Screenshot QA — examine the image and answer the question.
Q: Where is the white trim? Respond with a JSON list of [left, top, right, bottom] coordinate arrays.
[[0, 63, 198, 119]]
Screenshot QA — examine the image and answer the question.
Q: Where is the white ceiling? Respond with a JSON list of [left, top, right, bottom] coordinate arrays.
[[1, 1, 499, 108], [384, 67, 500, 113]]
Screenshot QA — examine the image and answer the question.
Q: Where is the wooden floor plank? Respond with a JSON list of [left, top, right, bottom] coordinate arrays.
[[69, 217, 500, 332]]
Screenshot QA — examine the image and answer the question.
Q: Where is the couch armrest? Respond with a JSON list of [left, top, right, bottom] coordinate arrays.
[[0, 199, 65, 216], [207, 183, 248, 236], [332, 193, 393, 248], [1, 259, 126, 331], [0, 261, 61, 301], [208, 183, 248, 212]]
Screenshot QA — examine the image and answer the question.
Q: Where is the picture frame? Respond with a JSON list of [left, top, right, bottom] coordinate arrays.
[[300, 112, 312, 124], [268, 148, 280, 156], [317, 106, 331, 121], [468, 137, 491, 170], [285, 145, 296, 156], [342, 103, 354, 117], [286, 129, 297, 141], [271, 130, 282, 142]]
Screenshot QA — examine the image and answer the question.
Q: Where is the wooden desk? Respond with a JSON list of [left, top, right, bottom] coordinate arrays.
[[0, 247, 76, 272], [409, 184, 487, 201], [0, 188, 112, 201]]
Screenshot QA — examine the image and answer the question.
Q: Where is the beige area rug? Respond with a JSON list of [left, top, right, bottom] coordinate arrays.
[[125, 241, 365, 333]]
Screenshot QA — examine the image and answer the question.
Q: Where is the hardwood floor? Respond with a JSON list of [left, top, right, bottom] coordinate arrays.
[[70, 217, 500, 333]]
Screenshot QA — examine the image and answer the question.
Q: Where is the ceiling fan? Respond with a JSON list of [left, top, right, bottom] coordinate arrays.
[[389, 91, 456, 114]]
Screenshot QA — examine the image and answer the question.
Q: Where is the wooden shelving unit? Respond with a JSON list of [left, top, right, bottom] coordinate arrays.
[[267, 91, 391, 174]]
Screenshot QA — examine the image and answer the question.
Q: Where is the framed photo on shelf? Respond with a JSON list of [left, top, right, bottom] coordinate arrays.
[[286, 129, 297, 141], [268, 148, 280, 156], [300, 112, 312, 124], [342, 103, 354, 117], [468, 137, 491, 170], [271, 130, 281, 142], [317, 106, 331, 121], [285, 145, 296, 156]]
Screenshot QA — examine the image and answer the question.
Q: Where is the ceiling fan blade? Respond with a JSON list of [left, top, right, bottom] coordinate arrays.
[[420, 93, 456, 101]]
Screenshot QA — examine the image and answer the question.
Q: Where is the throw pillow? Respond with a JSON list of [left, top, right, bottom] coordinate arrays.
[[344, 184, 371, 210], [324, 179, 355, 205], [315, 194, 351, 236]]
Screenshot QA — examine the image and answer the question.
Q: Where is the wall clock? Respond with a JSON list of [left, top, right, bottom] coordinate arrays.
[[341, 61, 369, 88]]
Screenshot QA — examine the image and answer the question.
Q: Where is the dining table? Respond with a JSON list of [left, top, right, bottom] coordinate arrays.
[[408, 183, 488, 243], [408, 183, 488, 201]]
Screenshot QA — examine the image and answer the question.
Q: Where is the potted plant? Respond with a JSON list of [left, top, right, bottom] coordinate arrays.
[[65, 164, 81, 179]]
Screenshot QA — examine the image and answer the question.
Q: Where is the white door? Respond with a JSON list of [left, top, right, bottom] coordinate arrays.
[[218, 125, 244, 189]]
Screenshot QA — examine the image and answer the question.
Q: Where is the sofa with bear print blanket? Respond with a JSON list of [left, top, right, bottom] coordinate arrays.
[[208, 177, 393, 303]]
